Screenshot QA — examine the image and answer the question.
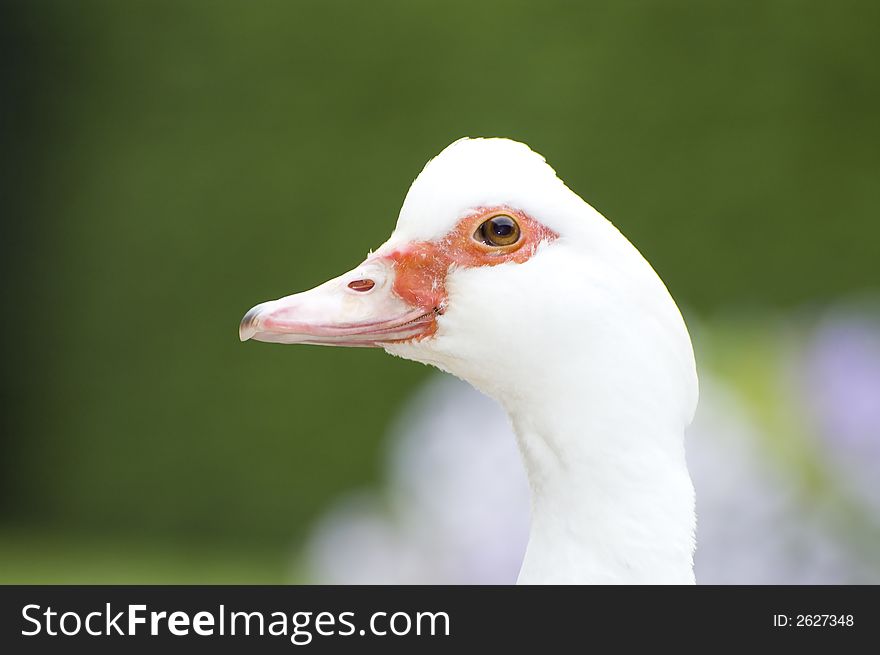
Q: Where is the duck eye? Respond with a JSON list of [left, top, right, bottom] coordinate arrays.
[[475, 214, 521, 247]]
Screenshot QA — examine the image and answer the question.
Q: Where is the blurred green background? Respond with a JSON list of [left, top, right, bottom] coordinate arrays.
[[1, 0, 878, 582]]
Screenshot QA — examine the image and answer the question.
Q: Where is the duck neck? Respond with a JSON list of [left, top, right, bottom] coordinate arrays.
[[507, 390, 696, 585]]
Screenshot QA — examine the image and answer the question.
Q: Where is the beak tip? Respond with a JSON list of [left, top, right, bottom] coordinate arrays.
[[239, 305, 263, 342]]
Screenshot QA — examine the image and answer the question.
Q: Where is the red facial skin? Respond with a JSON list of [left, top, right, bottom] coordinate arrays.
[[380, 206, 559, 340]]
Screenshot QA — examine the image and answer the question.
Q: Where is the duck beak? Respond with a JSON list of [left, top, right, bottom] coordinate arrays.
[[239, 258, 438, 347]]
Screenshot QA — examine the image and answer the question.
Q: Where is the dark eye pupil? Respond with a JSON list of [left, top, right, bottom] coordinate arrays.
[[492, 220, 513, 236]]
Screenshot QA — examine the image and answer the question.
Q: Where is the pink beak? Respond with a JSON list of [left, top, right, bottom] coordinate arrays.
[[239, 258, 438, 347]]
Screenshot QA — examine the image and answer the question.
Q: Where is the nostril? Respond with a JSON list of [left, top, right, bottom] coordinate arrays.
[[348, 279, 375, 292]]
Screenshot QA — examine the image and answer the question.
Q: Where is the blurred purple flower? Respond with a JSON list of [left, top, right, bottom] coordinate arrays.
[[804, 314, 880, 452], [688, 377, 875, 583]]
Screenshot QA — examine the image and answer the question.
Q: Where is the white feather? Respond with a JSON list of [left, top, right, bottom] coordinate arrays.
[[380, 137, 699, 584]]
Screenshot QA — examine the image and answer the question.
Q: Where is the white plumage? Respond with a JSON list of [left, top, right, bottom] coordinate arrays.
[[242, 138, 699, 583]]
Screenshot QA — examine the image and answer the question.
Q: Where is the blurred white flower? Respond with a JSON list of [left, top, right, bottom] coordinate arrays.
[[304, 375, 529, 584]]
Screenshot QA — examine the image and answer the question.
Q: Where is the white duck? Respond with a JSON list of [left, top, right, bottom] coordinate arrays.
[[240, 138, 699, 584]]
